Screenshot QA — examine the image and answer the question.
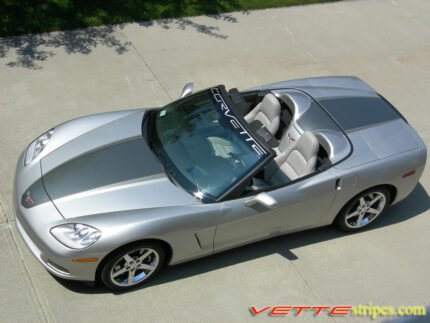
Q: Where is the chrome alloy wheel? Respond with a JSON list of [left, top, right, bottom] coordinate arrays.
[[344, 192, 386, 229], [110, 247, 159, 287]]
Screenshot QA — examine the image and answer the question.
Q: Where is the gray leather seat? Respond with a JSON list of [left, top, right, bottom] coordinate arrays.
[[244, 93, 281, 135], [264, 131, 319, 185]]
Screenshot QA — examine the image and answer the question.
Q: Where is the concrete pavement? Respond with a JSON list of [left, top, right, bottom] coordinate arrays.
[[0, 0, 429, 322]]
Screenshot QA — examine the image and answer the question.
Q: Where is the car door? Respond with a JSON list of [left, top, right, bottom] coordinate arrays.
[[214, 169, 339, 252]]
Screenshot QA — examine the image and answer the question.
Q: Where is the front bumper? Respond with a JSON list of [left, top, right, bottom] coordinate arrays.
[[14, 152, 102, 282], [15, 211, 100, 282], [16, 215, 73, 278]]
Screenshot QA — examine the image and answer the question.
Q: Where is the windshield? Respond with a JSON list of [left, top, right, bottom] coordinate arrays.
[[150, 87, 272, 202]]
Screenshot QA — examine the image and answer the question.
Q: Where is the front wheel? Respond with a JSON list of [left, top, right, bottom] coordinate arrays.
[[335, 187, 391, 232], [101, 242, 165, 291]]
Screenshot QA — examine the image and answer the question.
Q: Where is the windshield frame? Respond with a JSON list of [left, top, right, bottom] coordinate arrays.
[[145, 86, 275, 203]]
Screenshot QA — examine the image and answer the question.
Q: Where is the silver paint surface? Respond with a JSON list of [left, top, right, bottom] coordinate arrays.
[[14, 77, 427, 282]]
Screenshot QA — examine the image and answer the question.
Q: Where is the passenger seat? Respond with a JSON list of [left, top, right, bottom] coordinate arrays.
[[264, 132, 319, 185], [244, 93, 281, 135]]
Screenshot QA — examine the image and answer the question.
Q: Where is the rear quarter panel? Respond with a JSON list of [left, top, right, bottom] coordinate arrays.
[[319, 145, 426, 225]]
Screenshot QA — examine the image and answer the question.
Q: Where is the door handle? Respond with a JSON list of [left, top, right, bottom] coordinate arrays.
[[335, 178, 343, 191]]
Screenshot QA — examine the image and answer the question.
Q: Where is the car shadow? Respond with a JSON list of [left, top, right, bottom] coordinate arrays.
[[54, 183, 430, 294]]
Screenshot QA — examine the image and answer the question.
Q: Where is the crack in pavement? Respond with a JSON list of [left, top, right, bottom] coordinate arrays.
[[120, 29, 173, 102], [0, 192, 50, 322]]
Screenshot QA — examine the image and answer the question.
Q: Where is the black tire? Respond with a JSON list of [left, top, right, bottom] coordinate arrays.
[[101, 242, 165, 291], [335, 187, 391, 232]]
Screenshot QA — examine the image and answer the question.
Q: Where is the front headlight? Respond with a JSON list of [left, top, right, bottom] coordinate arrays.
[[24, 129, 54, 165], [50, 224, 102, 249]]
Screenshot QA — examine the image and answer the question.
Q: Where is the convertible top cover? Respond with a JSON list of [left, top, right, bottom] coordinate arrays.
[[317, 96, 401, 131]]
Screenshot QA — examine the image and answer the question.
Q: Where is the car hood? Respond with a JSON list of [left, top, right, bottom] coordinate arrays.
[[41, 111, 197, 219]]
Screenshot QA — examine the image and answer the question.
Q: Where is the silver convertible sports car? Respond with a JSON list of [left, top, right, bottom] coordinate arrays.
[[14, 76, 426, 291]]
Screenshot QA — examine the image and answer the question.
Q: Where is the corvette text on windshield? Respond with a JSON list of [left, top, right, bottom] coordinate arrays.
[[211, 87, 267, 156]]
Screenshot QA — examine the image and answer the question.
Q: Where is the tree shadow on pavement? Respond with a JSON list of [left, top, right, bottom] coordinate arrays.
[[0, 13, 242, 69], [54, 182, 430, 294], [138, 13, 240, 40], [0, 26, 130, 69]]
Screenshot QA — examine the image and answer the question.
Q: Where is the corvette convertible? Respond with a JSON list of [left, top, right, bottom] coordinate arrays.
[[14, 76, 426, 290]]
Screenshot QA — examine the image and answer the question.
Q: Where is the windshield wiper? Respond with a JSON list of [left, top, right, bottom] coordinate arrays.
[[153, 147, 178, 185], [162, 161, 179, 186], [144, 110, 155, 150]]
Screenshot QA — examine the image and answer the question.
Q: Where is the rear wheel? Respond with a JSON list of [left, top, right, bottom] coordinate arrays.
[[101, 242, 165, 291], [335, 187, 391, 232]]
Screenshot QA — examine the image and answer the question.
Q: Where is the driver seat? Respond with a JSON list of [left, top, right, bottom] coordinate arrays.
[[244, 93, 281, 135], [264, 131, 319, 185]]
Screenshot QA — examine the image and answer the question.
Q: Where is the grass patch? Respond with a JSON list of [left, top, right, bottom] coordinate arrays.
[[1, 0, 338, 37]]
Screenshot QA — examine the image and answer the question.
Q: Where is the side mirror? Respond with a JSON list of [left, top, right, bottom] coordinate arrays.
[[244, 192, 278, 209], [180, 82, 193, 98]]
